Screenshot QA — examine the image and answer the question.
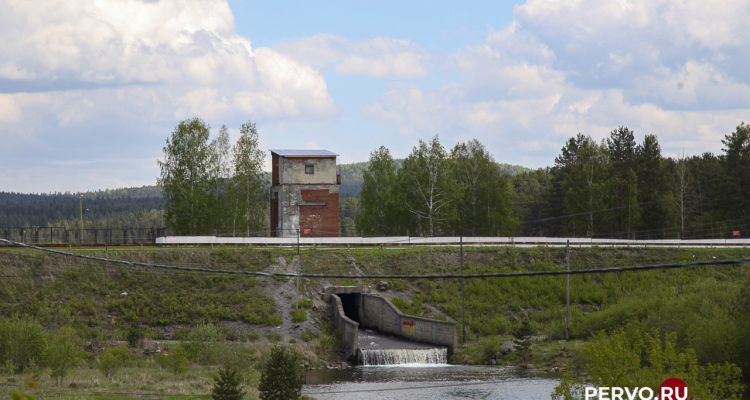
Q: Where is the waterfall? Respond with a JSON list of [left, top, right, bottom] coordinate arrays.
[[358, 348, 447, 365]]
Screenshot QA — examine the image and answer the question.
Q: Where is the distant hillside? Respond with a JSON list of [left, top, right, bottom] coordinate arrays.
[[0, 186, 163, 227]]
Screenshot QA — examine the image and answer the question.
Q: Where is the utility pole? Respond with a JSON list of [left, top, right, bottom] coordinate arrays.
[[296, 228, 300, 309], [79, 194, 83, 245], [460, 236, 466, 345], [566, 239, 570, 341]]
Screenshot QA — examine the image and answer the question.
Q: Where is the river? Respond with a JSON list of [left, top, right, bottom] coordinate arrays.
[[303, 364, 561, 400]]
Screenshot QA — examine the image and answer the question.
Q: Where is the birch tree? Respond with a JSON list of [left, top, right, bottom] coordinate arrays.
[[450, 139, 513, 236], [232, 121, 268, 236], [158, 117, 212, 235], [359, 146, 398, 235], [671, 150, 694, 236], [209, 125, 232, 230], [398, 135, 457, 236]]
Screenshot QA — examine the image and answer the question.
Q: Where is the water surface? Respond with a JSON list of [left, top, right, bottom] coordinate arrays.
[[304, 364, 560, 400]]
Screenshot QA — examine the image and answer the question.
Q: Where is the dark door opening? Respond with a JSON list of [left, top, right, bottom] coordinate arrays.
[[337, 293, 360, 323]]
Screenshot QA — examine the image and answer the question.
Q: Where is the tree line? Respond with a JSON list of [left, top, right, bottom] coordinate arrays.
[[353, 123, 749, 238], [356, 135, 515, 236]]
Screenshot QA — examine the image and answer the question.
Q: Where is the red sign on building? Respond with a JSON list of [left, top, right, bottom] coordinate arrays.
[[304, 229, 312, 234], [733, 231, 740, 236]]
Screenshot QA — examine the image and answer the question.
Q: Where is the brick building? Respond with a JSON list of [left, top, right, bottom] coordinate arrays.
[[269, 149, 341, 237]]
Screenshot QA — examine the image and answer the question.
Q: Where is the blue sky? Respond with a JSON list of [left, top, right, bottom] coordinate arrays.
[[1, 0, 749, 192]]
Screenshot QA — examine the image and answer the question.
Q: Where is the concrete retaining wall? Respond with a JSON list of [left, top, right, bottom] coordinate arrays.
[[328, 293, 359, 361], [360, 294, 459, 355]]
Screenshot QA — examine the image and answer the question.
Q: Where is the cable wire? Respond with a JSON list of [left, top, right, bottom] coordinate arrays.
[[2, 238, 749, 280]]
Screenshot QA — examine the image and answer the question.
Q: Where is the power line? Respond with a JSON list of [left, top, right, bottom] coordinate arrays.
[[2, 238, 749, 280]]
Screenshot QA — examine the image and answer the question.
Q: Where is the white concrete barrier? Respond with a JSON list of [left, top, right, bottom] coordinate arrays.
[[155, 236, 750, 248]]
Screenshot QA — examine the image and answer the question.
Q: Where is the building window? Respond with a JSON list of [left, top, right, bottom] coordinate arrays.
[[305, 165, 314, 174]]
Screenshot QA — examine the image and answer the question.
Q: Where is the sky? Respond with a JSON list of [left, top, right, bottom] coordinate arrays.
[[1, 0, 749, 193]]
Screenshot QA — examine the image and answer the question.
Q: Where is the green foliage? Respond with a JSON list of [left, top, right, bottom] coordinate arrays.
[[212, 364, 246, 400], [552, 328, 744, 400], [258, 346, 304, 400], [398, 134, 458, 236], [297, 299, 313, 309], [359, 146, 400, 235], [266, 333, 282, 343], [339, 197, 360, 237], [127, 322, 144, 348], [184, 323, 225, 365], [99, 347, 130, 377], [47, 329, 81, 386], [0, 315, 47, 373], [512, 318, 534, 363], [449, 139, 514, 236], [289, 309, 307, 322], [156, 344, 190, 374]]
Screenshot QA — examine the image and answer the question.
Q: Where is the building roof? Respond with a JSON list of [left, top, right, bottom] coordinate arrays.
[[269, 149, 339, 157]]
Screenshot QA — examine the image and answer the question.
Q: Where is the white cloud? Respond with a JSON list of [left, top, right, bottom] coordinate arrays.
[[0, 0, 337, 129], [362, 0, 750, 166], [275, 35, 433, 79]]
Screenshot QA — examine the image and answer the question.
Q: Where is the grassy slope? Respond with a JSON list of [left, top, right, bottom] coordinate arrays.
[[1, 246, 749, 366]]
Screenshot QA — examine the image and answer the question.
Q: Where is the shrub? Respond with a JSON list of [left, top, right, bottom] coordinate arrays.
[[290, 309, 307, 322], [212, 364, 245, 400], [0, 315, 47, 373], [156, 344, 190, 374], [258, 346, 304, 400], [47, 330, 81, 386], [245, 331, 262, 342], [266, 333, 282, 343], [172, 327, 190, 341], [99, 348, 126, 377], [127, 322, 144, 348], [185, 323, 224, 365], [298, 299, 313, 309]]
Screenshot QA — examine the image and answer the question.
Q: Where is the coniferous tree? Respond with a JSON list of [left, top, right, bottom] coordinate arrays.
[[635, 135, 672, 236], [606, 127, 640, 235], [258, 346, 304, 400], [212, 364, 245, 400], [719, 123, 750, 221]]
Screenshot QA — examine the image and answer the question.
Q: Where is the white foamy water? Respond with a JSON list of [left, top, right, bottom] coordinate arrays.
[[359, 348, 447, 365]]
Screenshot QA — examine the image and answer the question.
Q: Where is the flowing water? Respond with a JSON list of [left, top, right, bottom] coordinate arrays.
[[304, 364, 561, 399], [358, 348, 448, 365]]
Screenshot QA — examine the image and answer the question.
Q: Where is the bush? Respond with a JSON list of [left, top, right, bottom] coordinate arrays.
[[258, 346, 304, 400], [266, 333, 282, 343], [212, 364, 245, 400], [290, 309, 307, 322], [245, 331, 262, 342], [185, 323, 225, 365], [156, 344, 190, 374], [0, 315, 47, 373], [127, 322, 145, 348], [47, 330, 81, 386], [298, 299, 313, 309], [99, 347, 128, 377]]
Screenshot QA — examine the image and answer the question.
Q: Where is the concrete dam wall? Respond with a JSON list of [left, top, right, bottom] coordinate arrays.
[[321, 286, 458, 363]]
